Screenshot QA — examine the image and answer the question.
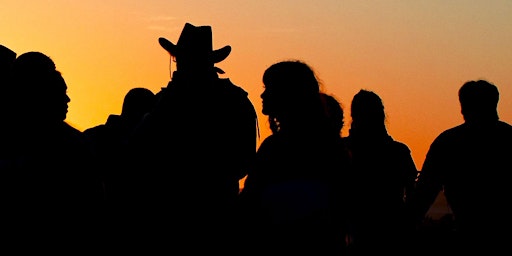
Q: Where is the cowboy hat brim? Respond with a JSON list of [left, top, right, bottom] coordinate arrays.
[[158, 37, 178, 56], [158, 37, 231, 64], [212, 45, 231, 63]]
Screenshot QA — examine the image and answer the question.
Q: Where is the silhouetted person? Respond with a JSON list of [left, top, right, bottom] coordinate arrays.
[[321, 92, 345, 137], [0, 44, 16, 155], [342, 89, 417, 256], [128, 23, 258, 254], [84, 87, 156, 202], [83, 87, 156, 249], [0, 44, 15, 79], [2, 51, 104, 252], [407, 80, 512, 255], [0, 45, 16, 213], [239, 60, 351, 255]]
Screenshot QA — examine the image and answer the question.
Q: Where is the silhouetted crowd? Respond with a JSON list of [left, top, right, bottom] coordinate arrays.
[[1, 23, 511, 255]]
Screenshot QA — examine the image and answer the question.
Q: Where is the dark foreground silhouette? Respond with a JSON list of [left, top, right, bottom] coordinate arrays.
[[342, 89, 418, 256], [1, 49, 104, 252], [126, 23, 258, 254], [0, 38, 508, 255], [407, 79, 512, 255], [240, 60, 350, 255]]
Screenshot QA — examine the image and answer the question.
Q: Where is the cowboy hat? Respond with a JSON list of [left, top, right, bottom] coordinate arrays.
[[158, 23, 231, 64]]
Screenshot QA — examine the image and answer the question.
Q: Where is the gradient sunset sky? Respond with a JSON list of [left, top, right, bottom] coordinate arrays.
[[2, 1, 511, 169]]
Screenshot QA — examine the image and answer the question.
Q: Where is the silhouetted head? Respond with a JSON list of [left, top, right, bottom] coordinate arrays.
[[11, 51, 70, 123], [261, 60, 323, 132], [321, 93, 344, 136], [0, 44, 16, 88], [350, 89, 387, 135], [0, 44, 16, 72], [121, 87, 156, 121], [12, 51, 56, 72], [459, 79, 499, 124], [159, 23, 231, 75]]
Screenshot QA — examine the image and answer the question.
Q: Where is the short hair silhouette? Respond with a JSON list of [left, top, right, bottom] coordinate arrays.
[[458, 79, 499, 123], [11, 51, 69, 122], [12, 51, 56, 72], [121, 87, 156, 120], [408, 79, 512, 254], [350, 89, 386, 134]]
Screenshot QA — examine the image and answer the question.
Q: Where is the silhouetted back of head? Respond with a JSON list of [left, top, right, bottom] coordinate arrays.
[[11, 51, 57, 94], [121, 87, 156, 120], [350, 89, 386, 134], [321, 93, 344, 136], [459, 79, 499, 124], [12, 51, 56, 72], [0, 45, 16, 91], [0, 44, 16, 72]]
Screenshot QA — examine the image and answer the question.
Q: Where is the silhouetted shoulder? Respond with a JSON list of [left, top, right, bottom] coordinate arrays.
[[218, 78, 248, 96], [433, 120, 512, 145], [257, 134, 279, 149], [60, 122, 91, 146], [83, 124, 106, 136], [62, 122, 84, 136], [430, 123, 467, 144], [391, 140, 412, 154], [494, 121, 512, 142], [214, 78, 257, 123], [497, 120, 512, 131]]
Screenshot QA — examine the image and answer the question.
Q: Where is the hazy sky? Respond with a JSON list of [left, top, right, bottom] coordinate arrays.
[[2, 0, 511, 169]]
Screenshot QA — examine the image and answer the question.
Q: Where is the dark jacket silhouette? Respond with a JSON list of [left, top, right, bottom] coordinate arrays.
[[0, 44, 16, 156], [83, 87, 156, 252], [0, 44, 15, 79], [407, 80, 512, 254], [1, 51, 104, 252], [128, 23, 258, 254], [342, 89, 418, 255], [240, 60, 350, 255], [84, 87, 156, 202]]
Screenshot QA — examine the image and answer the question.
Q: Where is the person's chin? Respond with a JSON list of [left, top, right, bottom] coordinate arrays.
[[60, 111, 68, 121]]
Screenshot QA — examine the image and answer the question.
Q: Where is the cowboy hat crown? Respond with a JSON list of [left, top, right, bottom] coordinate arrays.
[[158, 23, 231, 64]]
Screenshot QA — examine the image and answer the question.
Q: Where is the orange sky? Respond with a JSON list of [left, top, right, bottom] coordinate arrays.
[[2, 1, 511, 169]]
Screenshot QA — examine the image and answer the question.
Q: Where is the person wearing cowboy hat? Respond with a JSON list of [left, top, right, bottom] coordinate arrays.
[[158, 22, 232, 78], [127, 23, 257, 255]]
